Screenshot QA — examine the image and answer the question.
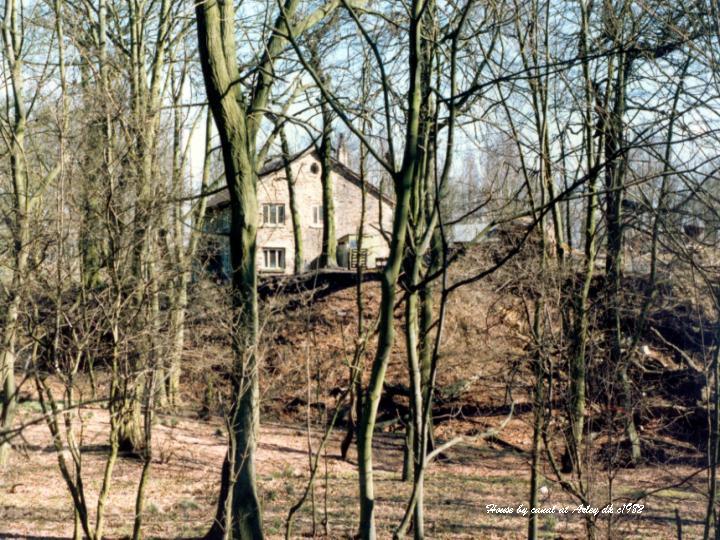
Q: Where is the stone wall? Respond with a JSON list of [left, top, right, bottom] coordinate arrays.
[[256, 152, 393, 274]]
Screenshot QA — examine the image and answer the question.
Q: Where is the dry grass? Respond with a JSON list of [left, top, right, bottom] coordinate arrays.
[[0, 399, 708, 539]]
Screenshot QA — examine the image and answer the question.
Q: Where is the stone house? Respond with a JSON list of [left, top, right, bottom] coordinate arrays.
[[204, 149, 394, 276]]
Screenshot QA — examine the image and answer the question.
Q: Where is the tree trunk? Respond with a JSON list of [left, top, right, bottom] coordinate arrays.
[[604, 53, 641, 465], [197, 0, 344, 535], [205, 452, 231, 540], [319, 100, 336, 267], [0, 264, 25, 465], [0, 0, 29, 465], [309, 41, 336, 268], [281, 126, 303, 273], [168, 110, 212, 407], [404, 253, 425, 537], [566, 4, 600, 468], [356, 5, 424, 535], [195, 0, 265, 536], [167, 281, 187, 408]]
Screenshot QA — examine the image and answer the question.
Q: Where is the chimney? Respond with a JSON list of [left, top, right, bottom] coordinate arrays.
[[336, 133, 348, 165]]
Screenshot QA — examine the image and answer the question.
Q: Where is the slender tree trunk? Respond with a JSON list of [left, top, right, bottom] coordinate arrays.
[[115, 0, 172, 453], [357, 240, 410, 540], [168, 110, 212, 406], [281, 126, 303, 273], [528, 365, 543, 540], [318, 101, 336, 267], [0, 291, 22, 465], [528, 241, 547, 540], [404, 253, 425, 537], [309, 42, 336, 268], [132, 371, 156, 540], [566, 2, 599, 470], [704, 329, 720, 540], [167, 282, 187, 407], [0, 0, 29, 466], [604, 53, 641, 464], [418, 233, 438, 454], [357, 5, 425, 537]]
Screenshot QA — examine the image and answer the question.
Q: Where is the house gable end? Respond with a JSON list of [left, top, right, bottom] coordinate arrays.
[[206, 148, 394, 211]]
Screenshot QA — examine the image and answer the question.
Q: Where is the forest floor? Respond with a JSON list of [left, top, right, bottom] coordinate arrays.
[[1, 245, 714, 539], [0, 399, 708, 539]]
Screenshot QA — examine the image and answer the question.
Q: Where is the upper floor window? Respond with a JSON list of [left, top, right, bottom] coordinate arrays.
[[312, 205, 324, 226], [262, 203, 285, 225]]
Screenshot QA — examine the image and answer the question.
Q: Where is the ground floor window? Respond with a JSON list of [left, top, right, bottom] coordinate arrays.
[[263, 247, 286, 270]]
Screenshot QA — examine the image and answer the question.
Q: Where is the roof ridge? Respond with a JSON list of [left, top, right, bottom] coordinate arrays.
[[206, 149, 395, 209]]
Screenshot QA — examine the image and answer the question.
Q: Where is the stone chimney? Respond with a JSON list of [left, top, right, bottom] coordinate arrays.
[[336, 133, 348, 165]]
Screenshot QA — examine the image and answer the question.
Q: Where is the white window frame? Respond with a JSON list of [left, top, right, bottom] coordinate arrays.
[[262, 203, 285, 226], [263, 247, 286, 270], [312, 205, 324, 226]]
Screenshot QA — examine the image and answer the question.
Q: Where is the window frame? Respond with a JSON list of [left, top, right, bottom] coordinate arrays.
[[262, 203, 286, 226], [312, 205, 324, 226], [262, 247, 286, 270]]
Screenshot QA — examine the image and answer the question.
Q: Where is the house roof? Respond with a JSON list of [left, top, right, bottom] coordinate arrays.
[[449, 222, 496, 244], [206, 148, 394, 209]]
